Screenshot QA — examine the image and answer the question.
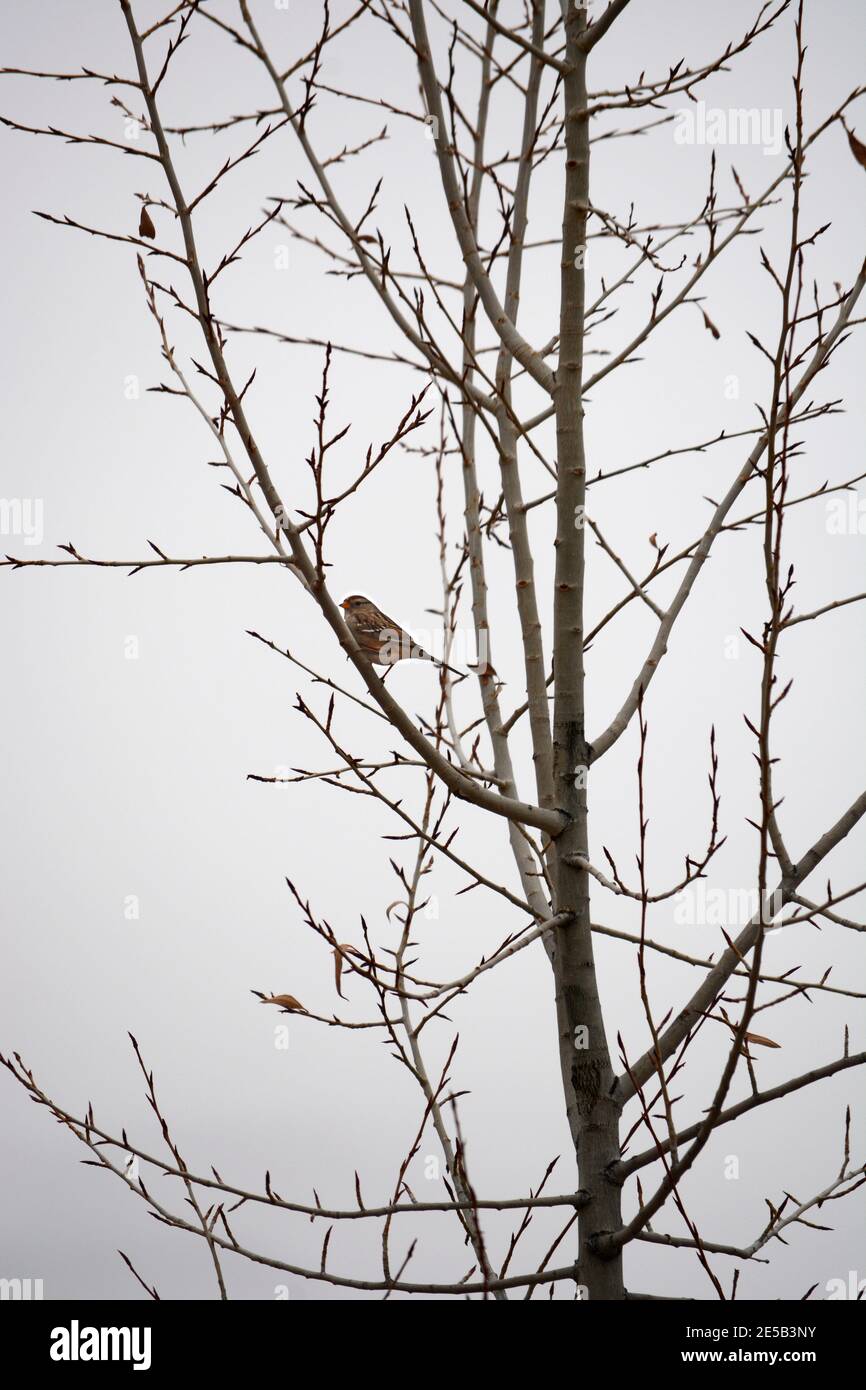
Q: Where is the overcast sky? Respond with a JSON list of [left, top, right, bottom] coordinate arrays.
[[1, 0, 864, 1301]]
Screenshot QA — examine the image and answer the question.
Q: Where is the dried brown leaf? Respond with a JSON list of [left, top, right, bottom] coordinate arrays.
[[333, 943, 361, 998], [744, 1031, 781, 1049], [261, 993, 307, 1013], [846, 125, 866, 171]]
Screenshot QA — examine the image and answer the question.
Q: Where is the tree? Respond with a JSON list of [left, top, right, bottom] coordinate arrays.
[[2, 0, 865, 1301]]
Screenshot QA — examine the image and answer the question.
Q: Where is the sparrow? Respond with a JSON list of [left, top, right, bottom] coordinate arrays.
[[339, 594, 461, 676]]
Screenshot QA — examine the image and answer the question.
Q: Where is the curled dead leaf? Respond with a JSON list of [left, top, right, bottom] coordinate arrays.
[[743, 1031, 781, 1049], [844, 122, 866, 172], [262, 993, 307, 1014], [701, 307, 721, 340], [139, 206, 156, 239], [333, 942, 363, 999]]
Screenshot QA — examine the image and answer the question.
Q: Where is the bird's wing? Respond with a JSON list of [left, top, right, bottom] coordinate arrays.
[[355, 605, 445, 664], [356, 606, 403, 641]]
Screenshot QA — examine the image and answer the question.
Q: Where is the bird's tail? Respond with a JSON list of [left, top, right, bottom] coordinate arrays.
[[411, 642, 464, 680], [431, 656, 464, 680]]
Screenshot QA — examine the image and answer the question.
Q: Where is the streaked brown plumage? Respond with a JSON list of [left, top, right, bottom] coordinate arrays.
[[339, 594, 461, 676]]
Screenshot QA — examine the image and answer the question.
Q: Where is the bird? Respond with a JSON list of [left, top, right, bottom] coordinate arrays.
[[339, 594, 462, 677]]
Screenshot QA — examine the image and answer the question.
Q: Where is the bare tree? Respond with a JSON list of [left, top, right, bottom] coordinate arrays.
[[2, 0, 865, 1302]]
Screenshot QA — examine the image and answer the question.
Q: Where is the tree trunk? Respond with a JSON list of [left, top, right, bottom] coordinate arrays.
[[552, 6, 625, 1301]]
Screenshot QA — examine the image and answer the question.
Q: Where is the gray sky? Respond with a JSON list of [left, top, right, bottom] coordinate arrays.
[[1, 0, 864, 1300]]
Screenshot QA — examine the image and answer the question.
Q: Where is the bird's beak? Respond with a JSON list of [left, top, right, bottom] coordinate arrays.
[[339, 599, 349, 611]]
